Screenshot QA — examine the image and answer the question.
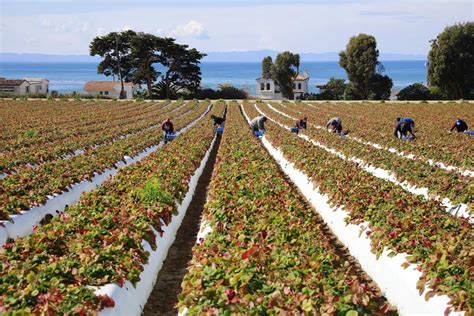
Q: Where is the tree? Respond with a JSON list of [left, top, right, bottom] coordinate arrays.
[[427, 22, 474, 99], [130, 34, 174, 96], [153, 44, 206, 99], [397, 83, 431, 100], [319, 77, 347, 100], [262, 56, 273, 79], [369, 74, 393, 100], [339, 34, 391, 99], [271, 52, 300, 99], [90, 30, 136, 99]]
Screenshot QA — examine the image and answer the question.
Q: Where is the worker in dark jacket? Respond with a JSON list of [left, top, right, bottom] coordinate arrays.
[[326, 117, 342, 133], [161, 118, 174, 143], [211, 114, 225, 127], [394, 117, 416, 139], [162, 118, 174, 134], [449, 118, 468, 133], [250, 116, 267, 132], [295, 116, 307, 129]]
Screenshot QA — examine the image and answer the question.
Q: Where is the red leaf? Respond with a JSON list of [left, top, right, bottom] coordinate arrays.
[[225, 288, 236, 301], [97, 294, 115, 308], [241, 246, 258, 260]]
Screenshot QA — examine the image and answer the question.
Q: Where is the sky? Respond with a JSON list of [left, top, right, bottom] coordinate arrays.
[[0, 0, 472, 56]]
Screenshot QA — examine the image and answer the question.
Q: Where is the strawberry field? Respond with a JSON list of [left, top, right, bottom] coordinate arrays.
[[0, 99, 472, 315]]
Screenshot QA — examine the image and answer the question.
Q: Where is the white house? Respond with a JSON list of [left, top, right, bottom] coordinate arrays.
[[24, 78, 49, 94], [256, 72, 309, 100], [84, 81, 138, 99]]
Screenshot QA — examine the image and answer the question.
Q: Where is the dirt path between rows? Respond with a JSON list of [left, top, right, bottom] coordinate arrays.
[[142, 133, 222, 316]]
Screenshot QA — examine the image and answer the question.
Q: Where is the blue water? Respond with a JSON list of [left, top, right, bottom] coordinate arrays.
[[0, 61, 427, 95]]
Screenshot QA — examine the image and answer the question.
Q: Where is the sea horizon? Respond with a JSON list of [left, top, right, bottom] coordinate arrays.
[[0, 60, 427, 95]]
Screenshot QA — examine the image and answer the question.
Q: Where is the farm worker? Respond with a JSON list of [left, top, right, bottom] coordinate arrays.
[[162, 118, 174, 134], [449, 118, 468, 133], [400, 117, 415, 127], [211, 114, 225, 127], [326, 117, 342, 133], [250, 116, 267, 132], [394, 118, 416, 139], [295, 116, 308, 130]]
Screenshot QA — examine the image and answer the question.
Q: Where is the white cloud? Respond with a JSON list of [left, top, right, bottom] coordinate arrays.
[[1, 0, 471, 55], [169, 20, 209, 40]]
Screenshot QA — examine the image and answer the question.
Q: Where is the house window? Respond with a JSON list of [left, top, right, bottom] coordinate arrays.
[[100, 91, 103, 95], [26, 86, 29, 93], [293, 83, 296, 89], [266, 83, 271, 90], [105, 91, 109, 95], [298, 83, 302, 90], [260, 83, 265, 91]]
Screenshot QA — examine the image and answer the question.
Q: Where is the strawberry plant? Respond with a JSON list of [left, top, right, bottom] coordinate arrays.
[[243, 102, 473, 314], [0, 102, 225, 314], [178, 102, 392, 314]]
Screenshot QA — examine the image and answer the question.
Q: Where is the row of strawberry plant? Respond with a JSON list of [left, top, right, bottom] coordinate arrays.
[[1, 100, 171, 154], [0, 102, 225, 315], [178, 102, 391, 314], [0, 100, 151, 140], [0, 100, 135, 137], [0, 101, 210, 219], [243, 103, 473, 313], [0, 100, 141, 146], [261, 102, 472, 211], [0, 101, 186, 174], [299, 101, 474, 170]]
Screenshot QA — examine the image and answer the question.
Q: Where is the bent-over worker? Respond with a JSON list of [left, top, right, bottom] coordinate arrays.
[[326, 117, 342, 133], [295, 116, 308, 130], [211, 114, 225, 128], [449, 118, 468, 133], [250, 116, 267, 132], [394, 117, 416, 139]]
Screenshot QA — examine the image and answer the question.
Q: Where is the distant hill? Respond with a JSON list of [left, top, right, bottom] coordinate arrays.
[[0, 51, 426, 63]]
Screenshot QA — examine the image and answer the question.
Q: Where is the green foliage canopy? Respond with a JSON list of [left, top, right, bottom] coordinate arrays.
[[427, 22, 474, 99]]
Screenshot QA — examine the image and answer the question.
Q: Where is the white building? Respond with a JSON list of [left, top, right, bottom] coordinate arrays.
[[24, 78, 49, 94], [0, 77, 49, 95], [84, 81, 139, 99], [256, 72, 309, 100]]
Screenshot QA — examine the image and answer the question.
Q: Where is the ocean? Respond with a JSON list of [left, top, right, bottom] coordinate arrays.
[[0, 61, 427, 95]]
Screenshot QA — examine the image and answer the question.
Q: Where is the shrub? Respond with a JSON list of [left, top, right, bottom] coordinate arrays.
[[397, 83, 432, 100]]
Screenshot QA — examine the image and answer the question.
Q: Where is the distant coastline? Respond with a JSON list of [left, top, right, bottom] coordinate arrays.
[[0, 50, 427, 63]]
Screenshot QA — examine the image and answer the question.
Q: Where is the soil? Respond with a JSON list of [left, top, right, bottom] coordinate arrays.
[[141, 134, 222, 316]]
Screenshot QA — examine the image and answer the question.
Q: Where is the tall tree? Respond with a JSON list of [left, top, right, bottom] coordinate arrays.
[[130, 34, 168, 96], [153, 44, 206, 99], [339, 34, 392, 100], [89, 30, 136, 99], [261, 56, 273, 79], [339, 34, 379, 99], [271, 52, 300, 99], [427, 22, 474, 99]]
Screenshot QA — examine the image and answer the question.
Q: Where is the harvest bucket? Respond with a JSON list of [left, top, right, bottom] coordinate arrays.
[[291, 127, 299, 133], [401, 135, 415, 141], [165, 133, 177, 140], [216, 127, 224, 134], [254, 131, 264, 137], [464, 130, 474, 135]]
